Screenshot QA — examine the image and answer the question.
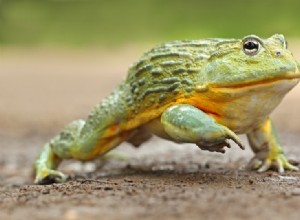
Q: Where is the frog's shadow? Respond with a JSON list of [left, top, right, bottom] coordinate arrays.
[[69, 159, 268, 186]]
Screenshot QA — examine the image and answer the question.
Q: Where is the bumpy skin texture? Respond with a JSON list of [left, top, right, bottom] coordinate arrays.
[[34, 34, 300, 184]]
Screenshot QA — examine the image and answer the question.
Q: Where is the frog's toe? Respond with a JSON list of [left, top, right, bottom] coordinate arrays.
[[248, 152, 299, 173], [224, 129, 245, 150], [37, 174, 68, 185], [257, 159, 272, 173], [197, 140, 230, 154], [35, 169, 68, 185], [278, 155, 299, 171]]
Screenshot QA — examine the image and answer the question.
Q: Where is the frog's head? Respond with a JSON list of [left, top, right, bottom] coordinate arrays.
[[204, 34, 300, 88]]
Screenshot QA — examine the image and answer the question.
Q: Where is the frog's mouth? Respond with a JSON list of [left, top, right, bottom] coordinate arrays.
[[211, 66, 300, 90], [214, 75, 300, 89]]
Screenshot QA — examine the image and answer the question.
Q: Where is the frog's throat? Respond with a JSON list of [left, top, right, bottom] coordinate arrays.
[[211, 73, 300, 89]]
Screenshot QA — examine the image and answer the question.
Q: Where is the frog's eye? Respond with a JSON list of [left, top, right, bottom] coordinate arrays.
[[243, 39, 260, 56]]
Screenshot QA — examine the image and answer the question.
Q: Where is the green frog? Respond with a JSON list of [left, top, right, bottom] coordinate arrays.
[[34, 34, 300, 184]]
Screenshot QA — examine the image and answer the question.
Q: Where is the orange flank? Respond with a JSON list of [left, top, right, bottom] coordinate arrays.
[[119, 90, 227, 133], [81, 130, 133, 160], [104, 124, 121, 137]]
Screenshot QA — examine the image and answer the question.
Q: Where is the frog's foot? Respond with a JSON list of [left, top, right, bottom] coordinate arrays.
[[248, 150, 299, 173], [34, 168, 68, 185], [197, 140, 231, 153], [197, 129, 245, 154]]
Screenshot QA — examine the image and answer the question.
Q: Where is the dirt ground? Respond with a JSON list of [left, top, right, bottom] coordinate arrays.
[[1, 44, 300, 220]]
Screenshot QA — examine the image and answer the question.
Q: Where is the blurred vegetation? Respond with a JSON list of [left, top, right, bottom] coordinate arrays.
[[0, 0, 300, 47]]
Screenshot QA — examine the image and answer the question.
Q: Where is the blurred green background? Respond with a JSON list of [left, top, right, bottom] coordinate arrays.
[[1, 0, 300, 137], [1, 0, 300, 47]]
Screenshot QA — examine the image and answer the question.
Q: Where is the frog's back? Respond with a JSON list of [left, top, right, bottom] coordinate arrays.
[[123, 39, 237, 126], [83, 38, 239, 137]]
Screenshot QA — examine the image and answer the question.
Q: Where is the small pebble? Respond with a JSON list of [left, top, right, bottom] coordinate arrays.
[[204, 163, 210, 169], [41, 189, 50, 194], [288, 159, 299, 166], [104, 186, 113, 191]]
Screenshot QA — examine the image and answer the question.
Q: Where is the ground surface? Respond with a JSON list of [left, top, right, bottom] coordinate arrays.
[[1, 45, 300, 220]]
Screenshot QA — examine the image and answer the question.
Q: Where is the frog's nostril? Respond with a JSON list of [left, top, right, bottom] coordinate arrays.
[[276, 51, 281, 56]]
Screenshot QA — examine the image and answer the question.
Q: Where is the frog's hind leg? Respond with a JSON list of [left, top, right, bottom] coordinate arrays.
[[34, 119, 133, 184], [34, 81, 133, 184]]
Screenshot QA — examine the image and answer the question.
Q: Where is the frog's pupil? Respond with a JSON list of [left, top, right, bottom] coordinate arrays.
[[244, 41, 258, 50]]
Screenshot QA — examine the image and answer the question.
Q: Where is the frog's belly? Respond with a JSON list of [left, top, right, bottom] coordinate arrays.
[[210, 79, 299, 134]]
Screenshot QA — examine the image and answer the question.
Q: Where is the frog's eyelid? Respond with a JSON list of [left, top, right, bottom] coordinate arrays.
[[283, 40, 288, 49], [242, 35, 264, 46]]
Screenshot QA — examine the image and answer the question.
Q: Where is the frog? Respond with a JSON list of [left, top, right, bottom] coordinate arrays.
[[34, 34, 300, 184]]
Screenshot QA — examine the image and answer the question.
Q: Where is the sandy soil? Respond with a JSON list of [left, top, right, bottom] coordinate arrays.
[[1, 44, 300, 220]]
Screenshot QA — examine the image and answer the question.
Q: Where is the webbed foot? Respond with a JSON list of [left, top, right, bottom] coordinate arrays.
[[34, 168, 68, 185], [197, 127, 245, 153], [197, 140, 231, 153], [247, 118, 299, 173], [247, 150, 299, 173]]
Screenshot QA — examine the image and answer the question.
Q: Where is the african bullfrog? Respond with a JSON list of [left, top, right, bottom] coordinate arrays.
[[34, 34, 300, 184]]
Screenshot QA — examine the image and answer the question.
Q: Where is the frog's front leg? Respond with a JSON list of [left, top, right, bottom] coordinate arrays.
[[161, 104, 244, 153], [247, 118, 299, 173]]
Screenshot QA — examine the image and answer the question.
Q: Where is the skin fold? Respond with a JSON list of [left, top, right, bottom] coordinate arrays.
[[34, 34, 300, 184]]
